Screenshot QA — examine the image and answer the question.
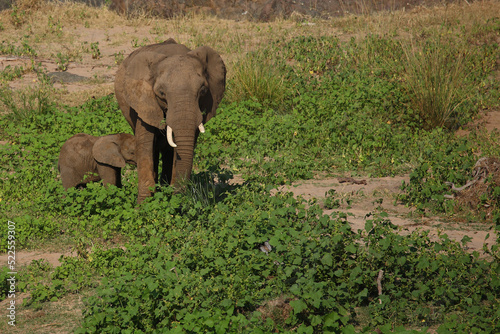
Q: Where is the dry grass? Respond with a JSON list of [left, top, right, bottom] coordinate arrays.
[[0, 0, 495, 109], [0, 0, 496, 107], [225, 50, 286, 106], [0, 292, 84, 333], [332, 0, 500, 38], [454, 157, 500, 222], [1, 0, 497, 56], [256, 296, 294, 328], [401, 35, 469, 129], [53, 84, 115, 107]]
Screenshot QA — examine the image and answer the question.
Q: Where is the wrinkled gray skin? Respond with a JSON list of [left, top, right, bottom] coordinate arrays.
[[114, 38, 226, 203], [58, 133, 136, 190]]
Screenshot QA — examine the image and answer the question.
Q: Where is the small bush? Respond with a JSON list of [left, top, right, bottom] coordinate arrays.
[[225, 51, 287, 109], [0, 266, 12, 300]]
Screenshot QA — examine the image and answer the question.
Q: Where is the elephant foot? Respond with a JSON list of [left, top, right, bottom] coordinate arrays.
[[137, 190, 152, 204]]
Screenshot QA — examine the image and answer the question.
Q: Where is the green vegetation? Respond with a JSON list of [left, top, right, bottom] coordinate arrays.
[[0, 1, 499, 332], [90, 42, 100, 59]]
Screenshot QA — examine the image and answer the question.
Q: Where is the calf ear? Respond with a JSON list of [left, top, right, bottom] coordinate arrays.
[[93, 136, 126, 168]]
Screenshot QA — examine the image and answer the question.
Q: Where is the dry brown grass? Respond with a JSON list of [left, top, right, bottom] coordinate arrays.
[[256, 296, 294, 328], [2, 0, 498, 56], [332, 0, 500, 39], [0, 291, 84, 333], [56, 84, 115, 107], [454, 157, 500, 221]]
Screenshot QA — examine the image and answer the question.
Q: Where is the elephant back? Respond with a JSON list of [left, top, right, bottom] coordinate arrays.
[[120, 39, 191, 80]]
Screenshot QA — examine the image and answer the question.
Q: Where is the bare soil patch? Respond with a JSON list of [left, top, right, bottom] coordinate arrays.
[[277, 175, 497, 253], [0, 250, 73, 268]]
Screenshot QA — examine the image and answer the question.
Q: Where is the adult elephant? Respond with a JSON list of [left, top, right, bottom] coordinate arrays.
[[115, 38, 226, 203]]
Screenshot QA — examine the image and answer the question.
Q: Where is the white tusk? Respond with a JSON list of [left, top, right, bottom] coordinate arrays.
[[198, 123, 205, 133], [167, 126, 177, 148]]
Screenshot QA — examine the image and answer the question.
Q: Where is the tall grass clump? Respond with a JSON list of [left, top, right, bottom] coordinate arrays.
[[401, 36, 469, 130], [181, 168, 235, 209], [226, 51, 287, 110], [0, 81, 55, 122]]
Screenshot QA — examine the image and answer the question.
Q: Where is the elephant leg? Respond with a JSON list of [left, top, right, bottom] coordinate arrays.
[[136, 119, 156, 203], [97, 164, 122, 188], [161, 146, 175, 185], [60, 168, 80, 190], [153, 134, 160, 185], [155, 131, 173, 185]]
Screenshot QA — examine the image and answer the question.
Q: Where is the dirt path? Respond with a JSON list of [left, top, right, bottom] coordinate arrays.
[[0, 251, 74, 268]]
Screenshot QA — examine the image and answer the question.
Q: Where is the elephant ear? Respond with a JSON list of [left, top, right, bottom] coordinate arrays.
[[93, 136, 126, 168], [123, 78, 166, 129], [188, 46, 226, 123], [121, 44, 178, 130]]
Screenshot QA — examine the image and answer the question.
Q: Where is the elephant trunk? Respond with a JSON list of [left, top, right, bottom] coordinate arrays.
[[165, 99, 204, 188], [170, 129, 196, 188]]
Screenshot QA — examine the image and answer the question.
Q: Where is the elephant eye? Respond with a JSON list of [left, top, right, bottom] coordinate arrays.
[[199, 86, 208, 97]]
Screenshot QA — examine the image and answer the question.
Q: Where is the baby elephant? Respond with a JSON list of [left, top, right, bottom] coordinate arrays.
[[58, 133, 136, 190]]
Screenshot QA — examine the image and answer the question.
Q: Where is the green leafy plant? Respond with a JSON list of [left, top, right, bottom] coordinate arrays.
[[55, 52, 69, 71], [71, 189, 499, 333], [0, 38, 37, 57], [90, 42, 100, 59], [131, 37, 150, 48], [324, 189, 340, 209], [0, 266, 12, 300], [399, 136, 475, 214], [10, 6, 26, 28], [0, 65, 27, 81], [47, 15, 63, 36], [113, 50, 124, 65]]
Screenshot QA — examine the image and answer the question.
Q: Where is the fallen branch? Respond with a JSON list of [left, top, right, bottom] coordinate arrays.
[[445, 179, 478, 192], [444, 157, 500, 199]]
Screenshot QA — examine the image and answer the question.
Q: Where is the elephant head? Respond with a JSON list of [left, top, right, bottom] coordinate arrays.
[[93, 133, 136, 168], [115, 39, 226, 202]]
